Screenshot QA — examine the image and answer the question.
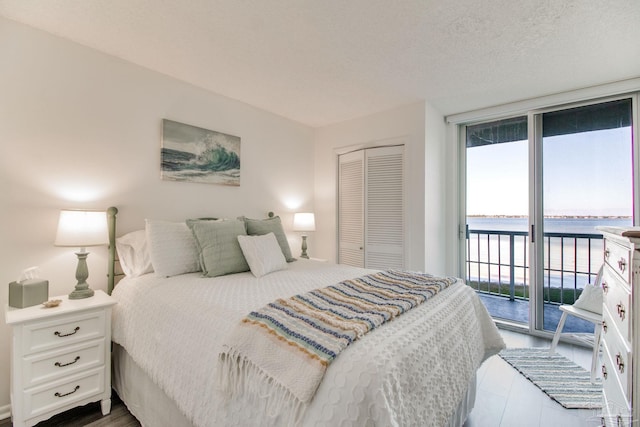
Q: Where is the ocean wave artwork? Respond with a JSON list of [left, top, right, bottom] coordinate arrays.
[[161, 119, 241, 186]]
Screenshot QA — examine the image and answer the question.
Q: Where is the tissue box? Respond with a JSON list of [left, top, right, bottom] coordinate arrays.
[[9, 279, 49, 308]]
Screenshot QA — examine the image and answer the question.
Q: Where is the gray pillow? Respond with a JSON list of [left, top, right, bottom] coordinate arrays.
[[240, 216, 295, 262], [187, 219, 250, 277]]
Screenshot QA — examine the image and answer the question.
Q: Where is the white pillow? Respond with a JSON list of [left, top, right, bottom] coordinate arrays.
[[146, 219, 200, 277], [573, 283, 603, 315], [237, 232, 287, 278], [115, 230, 154, 277]]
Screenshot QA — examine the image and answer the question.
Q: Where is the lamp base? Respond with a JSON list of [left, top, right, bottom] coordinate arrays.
[[300, 235, 309, 259], [69, 250, 95, 299], [69, 286, 95, 299]]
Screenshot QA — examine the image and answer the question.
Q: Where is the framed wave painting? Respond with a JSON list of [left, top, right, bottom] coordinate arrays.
[[161, 119, 241, 186]]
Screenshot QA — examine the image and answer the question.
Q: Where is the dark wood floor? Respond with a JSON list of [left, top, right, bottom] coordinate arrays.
[[0, 393, 140, 427]]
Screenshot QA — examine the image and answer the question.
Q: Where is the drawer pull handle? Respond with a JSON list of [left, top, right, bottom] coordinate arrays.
[[602, 364, 608, 379], [605, 249, 611, 259], [616, 353, 625, 373], [54, 385, 80, 398], [602, 282, 609, 293], [617, 303, 626, 321], [54, 356, 80, 367], [54, 326, 80, 337], [617, 414, 624, 427], [618, 258, 627, 273], [602, 320, 608, 333]]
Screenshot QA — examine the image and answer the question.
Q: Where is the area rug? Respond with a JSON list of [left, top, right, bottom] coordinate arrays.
[[499, 347, 602, 409]]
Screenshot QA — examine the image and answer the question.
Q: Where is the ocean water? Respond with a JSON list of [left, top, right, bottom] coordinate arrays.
[[465, 216, 632, 289], [467, 216, 632, 234]]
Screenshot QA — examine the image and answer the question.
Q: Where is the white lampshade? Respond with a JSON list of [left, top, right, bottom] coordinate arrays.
[[54, 210, 109, 248], [293, 212, 316, 232]]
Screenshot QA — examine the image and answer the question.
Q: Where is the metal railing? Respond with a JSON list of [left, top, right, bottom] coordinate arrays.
[[466, 229, 603, 305]]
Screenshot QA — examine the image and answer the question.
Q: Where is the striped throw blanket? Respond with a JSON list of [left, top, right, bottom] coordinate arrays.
[[218, 270, 457, 421]]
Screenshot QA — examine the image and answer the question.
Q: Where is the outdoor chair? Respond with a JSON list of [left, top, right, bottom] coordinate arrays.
[[549, 265, 604, 383]]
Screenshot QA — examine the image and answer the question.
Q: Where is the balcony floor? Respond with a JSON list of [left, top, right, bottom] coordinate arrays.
[[477, 292, 595, 333]]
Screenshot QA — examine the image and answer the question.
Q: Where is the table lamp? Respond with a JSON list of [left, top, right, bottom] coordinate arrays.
[[55, 209, 108, 299], [293, 212, 316, 259]]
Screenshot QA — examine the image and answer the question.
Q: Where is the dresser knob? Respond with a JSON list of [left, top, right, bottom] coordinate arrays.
[[605, 249, 611, 260], [617, 414, 624, 427], [617, 303, 626, 321], [616, 353, 625, 373], [602, 364, 608, 379], [602, 282, 609, 293], [618, 258, 627, 273], [602, 320, 608, 333]]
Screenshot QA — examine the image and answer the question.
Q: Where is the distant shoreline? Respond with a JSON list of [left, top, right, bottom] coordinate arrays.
[[467, 215, 632, 219]]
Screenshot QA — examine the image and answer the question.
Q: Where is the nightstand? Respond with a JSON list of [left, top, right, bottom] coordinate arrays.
[[5, 290, 116, 427]]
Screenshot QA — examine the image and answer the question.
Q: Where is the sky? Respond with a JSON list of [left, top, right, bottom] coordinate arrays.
[[466, 127, 633, 217]]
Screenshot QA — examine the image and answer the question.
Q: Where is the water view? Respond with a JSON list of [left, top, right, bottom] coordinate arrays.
[[466, 216, 632, 294], [467, 216, 632, 234]]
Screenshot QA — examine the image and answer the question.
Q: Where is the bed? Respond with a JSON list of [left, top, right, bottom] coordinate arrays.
[[106, 207, 504, 426]]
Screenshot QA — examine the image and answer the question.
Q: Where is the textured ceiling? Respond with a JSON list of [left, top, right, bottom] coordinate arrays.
[[1, 0, 639, 127]]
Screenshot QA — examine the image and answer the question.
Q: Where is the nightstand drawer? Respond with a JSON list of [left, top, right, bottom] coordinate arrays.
[[23, 367, 105, 420], [23, 338, 105, 388], [21, 310, 105, 355], [604, 239, 631, 284]]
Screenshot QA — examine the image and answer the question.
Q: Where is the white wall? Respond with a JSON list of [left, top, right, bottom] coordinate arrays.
[[0, 17, 315, 413], [313, 102, 449, 274]]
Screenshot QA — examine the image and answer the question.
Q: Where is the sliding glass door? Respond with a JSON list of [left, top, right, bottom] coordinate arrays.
[[464, 96, 635, 333], [465, 116, 530, 325], [533, 98, 634, 332]]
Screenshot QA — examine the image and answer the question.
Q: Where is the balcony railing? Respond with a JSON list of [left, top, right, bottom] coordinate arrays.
[[466, 229, 603, 305]]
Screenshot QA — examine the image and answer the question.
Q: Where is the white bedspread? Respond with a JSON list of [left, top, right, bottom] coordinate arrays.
[[111, 260, 504, 427]]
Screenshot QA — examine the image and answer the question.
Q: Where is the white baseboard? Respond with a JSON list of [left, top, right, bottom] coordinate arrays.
[[0, 403, 10, 421]]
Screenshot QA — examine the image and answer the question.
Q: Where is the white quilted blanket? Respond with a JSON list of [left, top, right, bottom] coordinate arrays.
[[111, 260, 504, 427]]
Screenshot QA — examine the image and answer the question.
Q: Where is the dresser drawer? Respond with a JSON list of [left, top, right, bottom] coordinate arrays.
[[21, 310, 105, 355], [23, 338, 105, 388], [22, 367, 105, 420], [602, 328, 632, 398], [602, 267, 631, 344], [602, 386, 632, 427], [604, 239, 631, 284]]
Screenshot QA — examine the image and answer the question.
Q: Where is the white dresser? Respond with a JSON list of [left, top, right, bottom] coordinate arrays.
[[5, 290, 116, 427], [598, 227, 640, 427]]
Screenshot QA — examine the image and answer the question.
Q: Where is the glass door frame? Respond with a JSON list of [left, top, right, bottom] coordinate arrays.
[[529, 93, 639, 334], [458, 92, 640, 336]]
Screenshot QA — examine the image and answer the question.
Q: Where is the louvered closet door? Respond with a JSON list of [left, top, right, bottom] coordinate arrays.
[[338, 145, 405, 269], [338, 150, 365, 267], [365, 146, 404, 269]]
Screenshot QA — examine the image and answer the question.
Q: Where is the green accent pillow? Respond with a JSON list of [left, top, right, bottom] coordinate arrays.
[[240, 216, 295, 262], [187, 219, 250, 277]]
